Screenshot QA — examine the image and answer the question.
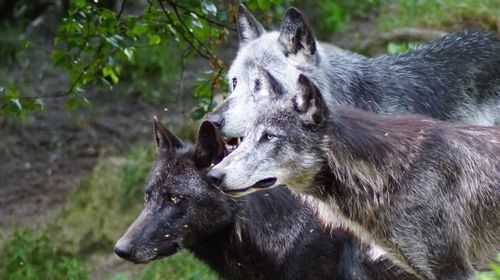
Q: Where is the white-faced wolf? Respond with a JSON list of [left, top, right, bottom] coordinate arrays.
[[114, 119, 416, 280], [208, 74, 500, 280], [207, 5, 500, 138]]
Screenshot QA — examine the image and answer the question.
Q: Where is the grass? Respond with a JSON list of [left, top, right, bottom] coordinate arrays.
[[297, 0, 384, 36], [50, 142, 216, 279], [52, 156, 142, 256], [119, 143, 156, 207], [379, 0, 500, 31], [135, 251, 217, 280], [0, 228, 88, 280], [1, 142, 217, 279], [2, 2, 498, 278]]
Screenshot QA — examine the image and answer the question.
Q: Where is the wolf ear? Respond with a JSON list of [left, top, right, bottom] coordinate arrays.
[[258, 67, 286, 98], [153, 116, 183, 156], [294, 74, 328, 124], [193, 121, 226, 169], [237, 4, 265, 46], [278, 7, 317, 63]]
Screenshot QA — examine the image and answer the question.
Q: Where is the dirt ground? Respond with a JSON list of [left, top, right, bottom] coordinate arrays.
[[0, 71, 194, 231], [0, 15, 375, 235]]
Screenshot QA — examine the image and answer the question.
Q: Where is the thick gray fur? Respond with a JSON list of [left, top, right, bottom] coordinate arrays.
[[207, 5, 500, 138], [210, 74, 500, 280]]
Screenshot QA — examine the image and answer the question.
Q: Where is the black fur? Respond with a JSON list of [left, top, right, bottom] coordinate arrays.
[[115, 120, 416, 280]]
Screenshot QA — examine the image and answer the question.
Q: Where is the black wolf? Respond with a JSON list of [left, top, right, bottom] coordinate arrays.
[[208, 5, 500, 138], [208, 74, 500, 280], [114, 118, 416, 280]]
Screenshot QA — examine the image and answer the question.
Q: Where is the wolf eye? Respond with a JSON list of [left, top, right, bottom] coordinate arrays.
[[261, 132, 275, 142], [232, 78, 237, 91], [165, 192, 182, 204], [144, 190, 152, 201], [254, 79, 261, 92]]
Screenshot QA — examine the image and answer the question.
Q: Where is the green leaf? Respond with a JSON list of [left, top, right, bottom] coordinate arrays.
[[202, 2, 217, 16], [148, 34, 161, 45], [191, 107, 207, 120], [66, 96, 78, 110], [131, 22, 149, 35], [257, 0, 272, 10], [387, 42, 407, 54], [51, 50, 66, 65], [102, 66, 119, 84], [10, 98, 22, 112], [66, 95, 91, 110], [123, 48, 134, 62], [6, 85, 20, 98], [34, 99, 45, 111]]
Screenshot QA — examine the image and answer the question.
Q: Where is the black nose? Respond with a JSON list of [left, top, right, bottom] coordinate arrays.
[[114, 242, 133, 259], [207, 112, 224, 128], [207, 169, 225, 187]]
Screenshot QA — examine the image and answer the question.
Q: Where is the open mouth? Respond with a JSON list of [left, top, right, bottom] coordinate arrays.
[[222, 177, 278, 196], [223, 137, 243, 153], [251, 177, 277, 189]]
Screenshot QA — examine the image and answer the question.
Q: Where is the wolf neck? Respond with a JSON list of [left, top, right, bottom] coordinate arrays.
[[315, 108, 429, 225], [308, 45, 381, 112], [188, 189, 303, 278]]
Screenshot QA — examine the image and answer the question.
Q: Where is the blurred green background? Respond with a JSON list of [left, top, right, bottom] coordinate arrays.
[[0, 0, 498, 279]]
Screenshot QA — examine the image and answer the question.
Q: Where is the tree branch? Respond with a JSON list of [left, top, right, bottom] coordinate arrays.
[[171, 1, 236, 31], [157, 0, 211, 60], [117, 0, 128, 20], [161, 0, 220, 64]]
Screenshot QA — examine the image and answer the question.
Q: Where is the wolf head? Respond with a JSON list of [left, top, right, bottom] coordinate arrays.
[[208, 74, 329, 197], [207, 5, 322, 138], [114, 119, 235, 263]]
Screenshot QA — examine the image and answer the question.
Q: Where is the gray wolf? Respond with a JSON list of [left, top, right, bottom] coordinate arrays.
[[208, 74, 500, 279], [207, 5, 500, 138], [113, 118, 416, 280]]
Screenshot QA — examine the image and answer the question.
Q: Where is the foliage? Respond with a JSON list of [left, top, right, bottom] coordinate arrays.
[[120, 143, 156, 207], [137, 251, 217, 280], [0, 84, 45, 117], [53, 155, 142, 255], [2, 0, 499, 118], [0, 24, 30, 65], [50, 0, 234, 118], [120, 40, 183, 104], [386, 41, 420, 54], [0, 228, 88, 280], [379, 0, 500, 31], [108, 251, 217, 280], [301, 0, 383, 36], [0, 0, 295, 119], [53, 142, 217, 279], [0, 23, 44, 117], [478, 254, 500, 280]]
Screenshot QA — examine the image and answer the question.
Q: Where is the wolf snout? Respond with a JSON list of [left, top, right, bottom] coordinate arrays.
[[207, 169, 225, 187], [114, 241, 133, 260]]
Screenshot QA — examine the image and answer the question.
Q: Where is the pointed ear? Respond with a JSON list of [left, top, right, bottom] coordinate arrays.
[[293, 74, 328, 124], [193, 121, 226, 169], [257, 67, 286, 98], [278, 7, 317, 62], [237, 4, 265, 46], [153, 116, 183, 155]]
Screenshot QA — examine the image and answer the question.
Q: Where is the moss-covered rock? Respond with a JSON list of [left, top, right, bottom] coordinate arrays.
[[52, 144, 153, 256]]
